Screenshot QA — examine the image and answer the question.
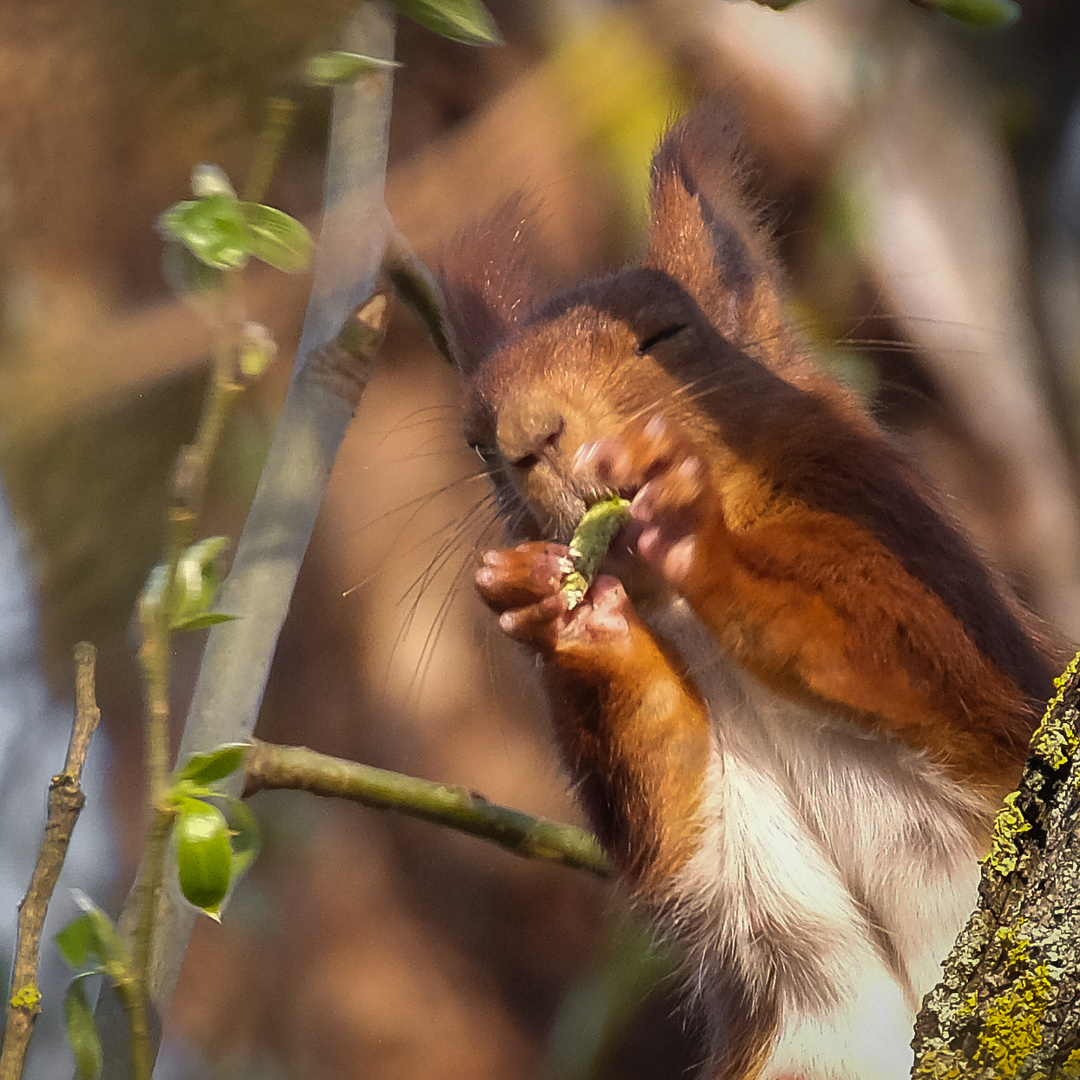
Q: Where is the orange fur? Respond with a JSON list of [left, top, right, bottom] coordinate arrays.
[[692, 498, 1035, 799], [543, 578, 711, 891]]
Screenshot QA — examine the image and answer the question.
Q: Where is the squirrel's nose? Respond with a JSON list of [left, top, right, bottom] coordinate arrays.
[[497, 390, 567, 470]]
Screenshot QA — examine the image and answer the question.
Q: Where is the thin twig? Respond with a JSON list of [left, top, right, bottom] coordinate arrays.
[[242, 96, 298, 206], [243, 739, 612, 877], [126, 221, 251, 1080], [0, 643, 102, 1080]]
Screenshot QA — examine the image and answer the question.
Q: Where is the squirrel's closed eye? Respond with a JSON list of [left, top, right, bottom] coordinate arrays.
[[636, 324, 687, 354]]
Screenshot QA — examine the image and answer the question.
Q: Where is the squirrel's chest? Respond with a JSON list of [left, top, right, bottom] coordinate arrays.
[[644, 600, 986, 1076]]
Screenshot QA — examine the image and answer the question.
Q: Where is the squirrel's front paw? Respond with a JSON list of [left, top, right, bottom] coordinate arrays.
[[576, 415, 725, 589], [475, 542, 572, 654], [475, 544, 637, 661]]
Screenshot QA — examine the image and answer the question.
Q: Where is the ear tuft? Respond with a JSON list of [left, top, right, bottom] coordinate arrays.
[[646, 101, 785, 355], [436, 196, 540, 378]]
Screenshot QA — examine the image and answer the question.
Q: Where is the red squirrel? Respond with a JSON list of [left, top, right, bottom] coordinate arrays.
[[437, 105, 1060, 1080]]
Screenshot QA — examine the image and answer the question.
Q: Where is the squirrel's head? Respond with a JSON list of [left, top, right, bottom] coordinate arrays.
[[437, 104, 808, 542], [436, 100, 1061, 716]]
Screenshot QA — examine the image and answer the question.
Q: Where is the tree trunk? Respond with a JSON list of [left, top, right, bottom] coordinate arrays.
[[912, 653, 1080, 1077]]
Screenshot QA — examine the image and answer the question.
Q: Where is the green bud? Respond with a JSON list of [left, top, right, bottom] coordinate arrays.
[[144, 536, 237, 632], [563, 495, 632, 609], [190, 163, 237, 199], [239, 322, 277, 379], [158, 194, 250, 271], [157, 183, 312, 275], [175, 799, 233, 918]]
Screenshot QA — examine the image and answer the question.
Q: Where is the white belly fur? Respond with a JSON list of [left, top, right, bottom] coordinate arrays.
[[646, 599, 988, 1079]]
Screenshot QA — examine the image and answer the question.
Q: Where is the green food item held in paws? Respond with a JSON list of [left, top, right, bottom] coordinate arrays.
[[562, 495, 632, 609]]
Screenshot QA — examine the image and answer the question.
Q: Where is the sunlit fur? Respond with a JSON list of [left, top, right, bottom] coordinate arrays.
[[438, 103, 1059, 1079], [650, 600, 985, 1078]]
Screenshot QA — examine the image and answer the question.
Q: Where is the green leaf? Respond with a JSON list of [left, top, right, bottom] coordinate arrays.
[[157, 193, 251, 271], [218, 796, 261, 880], [176, 743, 249, 786], [175, 799, 233, 917], [305, 51, 401, 86], [174, 611, 238, 631], [55, 915, 99, 971], [159, 170, 312, 274], [389, 0, 501, 45], [168, 535, 234, 631], [57, 893, 130, 980], [65, 976, 103, 1080], [916, 0, 1020, 27], [239, 203, 313, 274]]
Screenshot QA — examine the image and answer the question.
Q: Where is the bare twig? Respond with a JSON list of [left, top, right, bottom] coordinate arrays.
[[122, 176, 254, 1080], [243, 739, 611, 876], [0, 643, 102, 1080]]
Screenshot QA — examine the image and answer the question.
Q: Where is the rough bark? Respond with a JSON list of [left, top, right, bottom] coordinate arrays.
[[912, 653, 1080, 1077]]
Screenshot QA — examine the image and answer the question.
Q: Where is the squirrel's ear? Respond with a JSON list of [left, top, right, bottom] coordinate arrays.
[[645, 105, 785, 354], [436, 197, 540, 379]]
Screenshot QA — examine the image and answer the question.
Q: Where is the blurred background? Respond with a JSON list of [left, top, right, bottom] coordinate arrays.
[[2, 0, 1080, 1077]]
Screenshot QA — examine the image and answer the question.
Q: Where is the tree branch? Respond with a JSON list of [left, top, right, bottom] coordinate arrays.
[[243, 739, 611, 876], [0, 643, 101, 1080]]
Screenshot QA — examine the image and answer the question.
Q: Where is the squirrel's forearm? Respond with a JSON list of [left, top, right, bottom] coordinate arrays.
[[543, 597, 711, 892]]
